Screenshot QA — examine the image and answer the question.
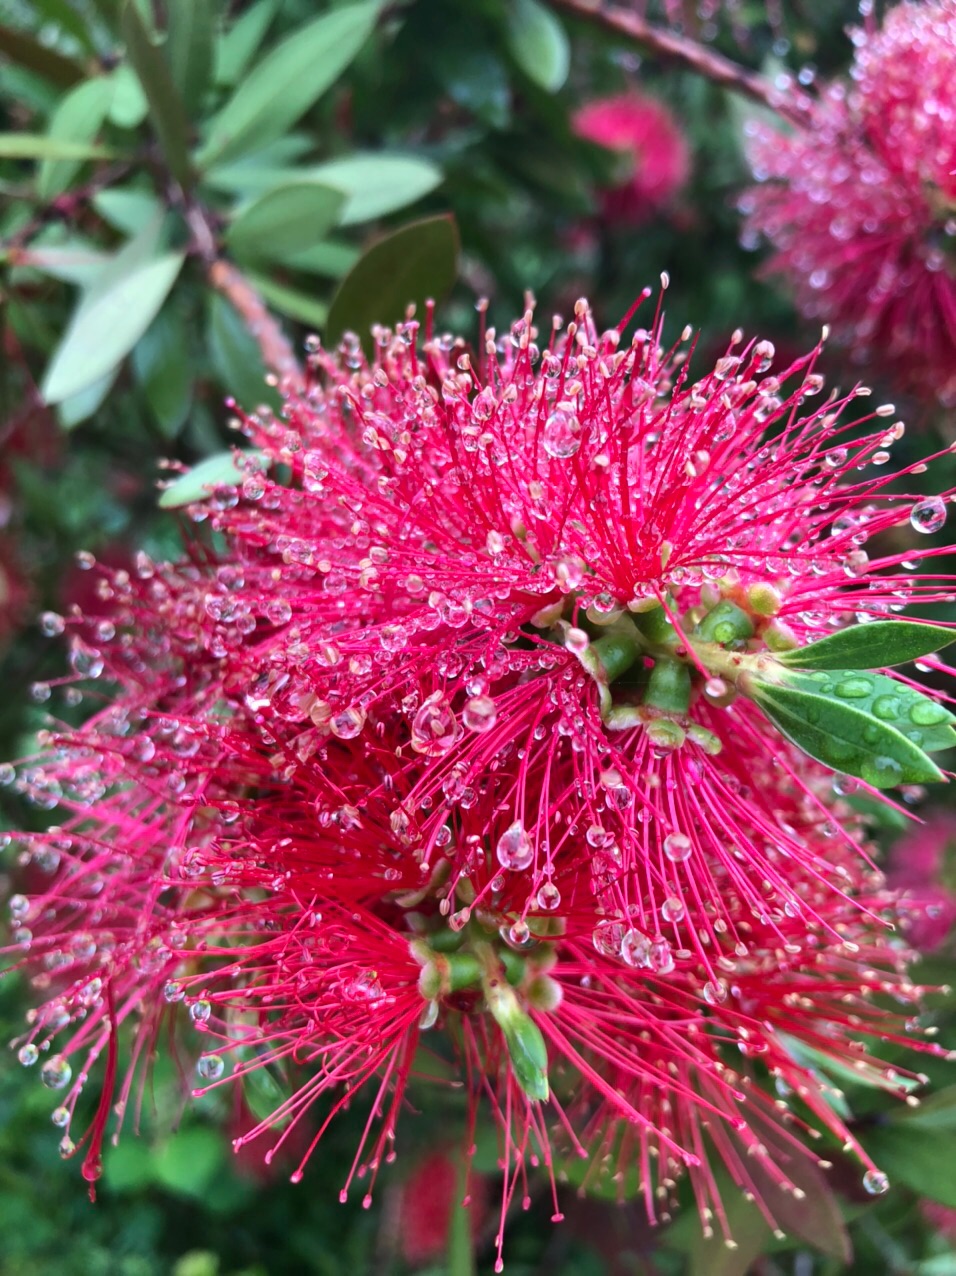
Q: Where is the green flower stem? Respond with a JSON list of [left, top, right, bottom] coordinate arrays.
[[474, 941, 550, 1102]]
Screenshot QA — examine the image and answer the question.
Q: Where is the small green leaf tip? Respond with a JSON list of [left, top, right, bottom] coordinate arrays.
[[744, 668, 954, 789], [778, 620, 956, 671], [502, 1014, 550, 1102]]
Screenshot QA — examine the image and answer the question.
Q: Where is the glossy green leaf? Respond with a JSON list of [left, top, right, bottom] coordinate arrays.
[[207, 293, 281, 412], [57, 366, 120, 429], [8, 240, 109, 286], [504, 0, 570, 93], [158, 450, 267, 509], [501, 1015, 549, 1102], [279, 239, 359, 278], [0, 133, 113, 161], [37, 77, 115, 198], [326, 214, 459, 352], [245, 273, 328, 329], [226, 181, 344, 261], [889, 1084, 956, 1132], [153, 1127, 224, 1199], [167, 0, 215, 112], [121, 1, 193, 188], [214, 0, 278, 87], [865, 1125, 956, 1208], [305, 154, 443, 225], [198, 1, 380, 168], [42, 250, 185, 404], [132, 306, 192, 439], [107, 63, 149, 129], [93, 187, 163, 234], [746, 669, 952, 789], [779, 620, 956, 671], [242, 1063, 291, 1129]]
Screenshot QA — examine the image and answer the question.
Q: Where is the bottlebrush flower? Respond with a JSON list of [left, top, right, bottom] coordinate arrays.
[[739, 0, 956, 405], [573, 92, 690, 223], [3, 294, 955, 1263], [888, 813, 956, 951]]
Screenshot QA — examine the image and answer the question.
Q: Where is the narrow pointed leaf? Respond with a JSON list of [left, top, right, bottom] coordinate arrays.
[[746, 672, 950, 789], [132, 307, 192, 439], [214, 0, 278, 87], [226, 181, 344, 261], [0, 133, 113, 162], [121, 1, 193, 188], [159, 450, 267, 509], [779, 620, 956, 671], [303, 154, 443, 224], [42, 251, 185, 404], [245, 273, 329, 329], [37, 77, 115, 198], [326, 214, 459, 352], [501, 1016, 549, 1102], [207, 294, 281, 412], [198, 2, 380, 168], [167, 0, 215, 112], [0, 22, 85, 87]]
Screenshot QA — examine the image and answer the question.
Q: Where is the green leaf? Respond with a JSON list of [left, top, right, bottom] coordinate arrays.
[[37, 77, 115, 198], [198, 1, 380, 168], [242, 1063, 291, 1129], [245, 273, 329, 329], [226, 181, 345, 261], [121, 1, 193, 188], [779, 620, 956, 671], [206, 293, 281, 412], [504, 0, 570, 93], [93, 187, 163, 234], [107, 63, 149, 129], [42, 250, 185, 404], [326, 213, 459, 352], [0, 22, 84, 87], [746, 669, 952, 789], [501, 1014, 549, 1102], [167, 0, 215, 113], [214, 0, 278, 87], [889, 1084, 956, 1132], [8, 241, 109, 286], [0, 133, 113, 162], [132, 306, 192, 439], [279, 239, 359, 278], [57, 366, 119, 429], [304, 154, 443, 225], [864, 1125, 956, 1208], [153, 1126, 224, 1199], [158, 450, 267, 509]]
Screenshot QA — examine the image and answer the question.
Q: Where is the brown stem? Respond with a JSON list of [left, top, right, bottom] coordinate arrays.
[[551, 0, 814, 127], [184, 203, 305, 394]]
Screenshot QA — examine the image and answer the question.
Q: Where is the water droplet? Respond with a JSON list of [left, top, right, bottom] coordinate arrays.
[[18, 1044, 38, 1066], [662, 896, 685, 923], [872, 695, 901, 721], [59, 1136, 76, 1158], [197, 1054, 225, 1081], [462, 695, 497, 733], [910, 700, 948, 726], [496, 821, 533, 871], [52, 1106, 69, 1127], [863, 1169, 889, 1195], [621, 928, 652, 968], [861, 755, 903, 787], [648, 936, 675, 973], [543, 408, 581, 459], [835, 677, 872, 699], [40, 612, 65, 637], [592, 920, 625, 958], [329, 706, 366, 739], [40, 1055, 72, 1090], [410, 693, 461, 757], [536, 881, 561, 911], [910, 498, 946, 535], [663, 832, 693, 863], [190, 999, 212, 1023], [0, 763, 14, 786], [164, 981, 185, 1003]]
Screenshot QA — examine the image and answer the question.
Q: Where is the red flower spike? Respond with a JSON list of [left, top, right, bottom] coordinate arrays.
[[2, 294, 954, 1264], [741, 1, 956, 405]]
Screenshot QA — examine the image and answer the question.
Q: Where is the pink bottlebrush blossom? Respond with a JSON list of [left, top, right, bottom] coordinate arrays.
[[887, 813, 956, 950], [740, 0, 956, 405], [3, 295, 955, 1264], [573, 92, 690, 223]]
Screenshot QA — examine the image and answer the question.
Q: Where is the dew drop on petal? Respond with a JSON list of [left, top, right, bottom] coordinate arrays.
[[543, 409, 581, 459], [18, 1044, 38, 1066], [40, 1055, 72, 1090], [197, 1054, 225, 1081], [462, 695, 497, 733]]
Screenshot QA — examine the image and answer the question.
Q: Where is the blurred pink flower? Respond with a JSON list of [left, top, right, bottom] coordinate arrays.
[[740, 1, 956, 405], [888, 814, 956, 951], [573, 92, 690, 223]]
